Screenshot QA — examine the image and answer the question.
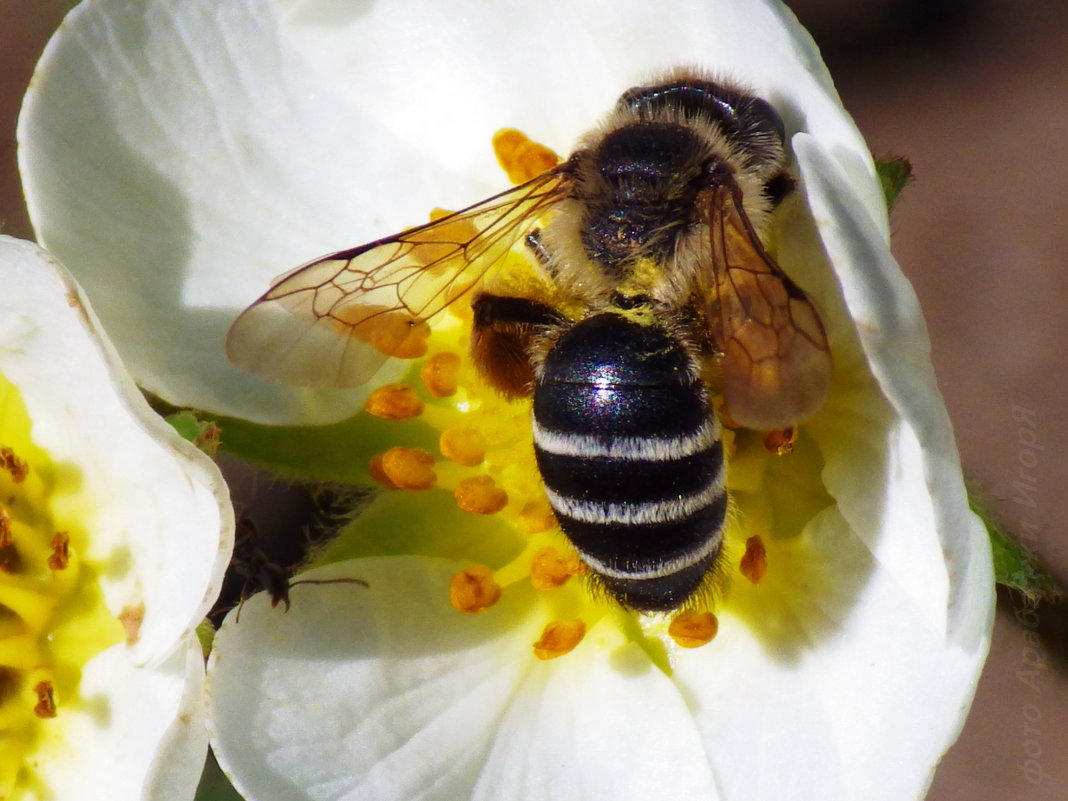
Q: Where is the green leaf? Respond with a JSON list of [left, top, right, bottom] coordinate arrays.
[[875, 156, 914, 212]]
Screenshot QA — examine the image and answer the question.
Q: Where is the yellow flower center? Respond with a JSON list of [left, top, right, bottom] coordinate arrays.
[[0, 375, 123, 795], [348, 130, 833, 665]]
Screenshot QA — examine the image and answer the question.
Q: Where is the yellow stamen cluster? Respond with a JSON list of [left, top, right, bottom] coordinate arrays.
[[0, 377, 122, 795]]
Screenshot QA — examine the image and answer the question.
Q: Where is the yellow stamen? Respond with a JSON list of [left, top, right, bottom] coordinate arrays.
[[532, 619, 586, 660], [529, 546, 582, 590], [364, 384, 425, 420], [370, 447, 437, 491], [492, 129, 562, 185], [740, 535, 768, 583], [449, 566, 501, 614], [420, 352, 462, 398], [439, 427, 487, 466], [668, 610, 719, 648], [454, 476, 508, 515], [763, 426, 797, 455]]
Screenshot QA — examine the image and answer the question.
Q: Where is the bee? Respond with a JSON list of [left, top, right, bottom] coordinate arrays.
[[227, 70, 832, 613]]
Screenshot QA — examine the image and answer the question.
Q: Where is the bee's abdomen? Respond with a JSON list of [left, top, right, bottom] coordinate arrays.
[[532, 312, 726, 611]]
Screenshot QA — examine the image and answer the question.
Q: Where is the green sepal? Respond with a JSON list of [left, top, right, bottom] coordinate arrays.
[[875, 156, 914, 213], [972, 494, 1063, 605], [166, 410, 222, 458], [195, 618, 217, 657]]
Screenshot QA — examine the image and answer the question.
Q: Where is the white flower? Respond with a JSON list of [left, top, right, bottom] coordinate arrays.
[[0, 237, 233, 799], [19, 1, 994, 800]]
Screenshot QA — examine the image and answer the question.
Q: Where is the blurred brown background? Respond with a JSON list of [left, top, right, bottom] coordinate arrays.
[[2, 2, 1066, 800]]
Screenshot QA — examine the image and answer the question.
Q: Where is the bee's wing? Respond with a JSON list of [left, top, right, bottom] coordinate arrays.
[[701, 184, 832, 430], [227, 165, 576, 387]]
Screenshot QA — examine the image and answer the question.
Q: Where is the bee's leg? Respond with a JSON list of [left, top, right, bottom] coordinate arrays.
[[470, 293, 566, 399]]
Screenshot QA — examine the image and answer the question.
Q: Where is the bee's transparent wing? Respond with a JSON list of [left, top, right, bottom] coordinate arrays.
[[227, 165, 575, 387], [702, 184, 832, 430]]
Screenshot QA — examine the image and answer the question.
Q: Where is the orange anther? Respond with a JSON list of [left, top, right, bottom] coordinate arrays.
[[332, 305, 430, 359], [408, 213, 480, 268], [47, 531, 70, 570], [420, 352, 463, 398], [368, 453, 399, 489], [529, 546, 580, 590], [516, 497, 556, 534], [740, 535, 767, 583], [34, 680, 57, 718], [492, 128, 561, 185], [668, 610, 719, 648], [449, 565, 502, 614], [532, 618, 586, 660], [763, 426, 797, 455], [0, 446, 29, 483], [0, 508, 12, 547], [374, 447, 436, 491], [454, 476, 508, 515], [439, 427, 488, 466], [364, 384, 425, 420]]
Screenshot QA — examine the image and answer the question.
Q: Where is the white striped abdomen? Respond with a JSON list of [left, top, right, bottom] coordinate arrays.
[[532, 311, 727, 611]]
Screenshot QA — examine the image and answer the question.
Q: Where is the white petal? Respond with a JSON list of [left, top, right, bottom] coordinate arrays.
[[208, 557, 717, 801], [473, 639, 717, 801], [20, 0, 878, 424], [18, 0, 422, 423], [674, 504, 988, 801], [281, 0, 878, 218], [208, 557, 527, 801], [34, 634, 207, 801], [794, 134, 994, 648], [0, 236, 233, 666]]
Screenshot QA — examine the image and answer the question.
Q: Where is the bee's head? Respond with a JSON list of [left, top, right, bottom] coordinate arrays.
[[619, 76, 788, 173]]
